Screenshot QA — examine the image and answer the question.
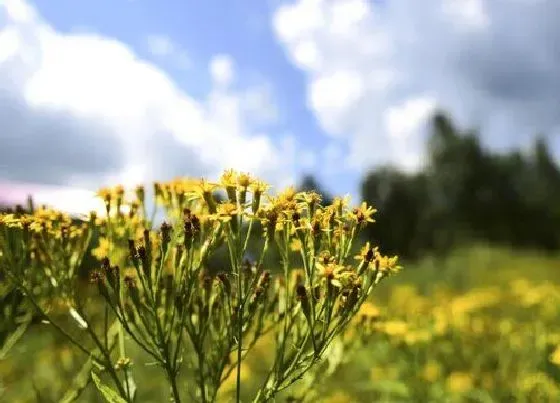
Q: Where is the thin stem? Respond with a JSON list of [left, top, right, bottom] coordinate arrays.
[[236, 299, 243, 403], [167, 368, 182, 403], [104, 305, 109, 349], [197, 346, 207, 403]]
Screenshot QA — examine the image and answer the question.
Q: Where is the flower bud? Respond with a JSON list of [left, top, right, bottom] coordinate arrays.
[[125, 275, 141, 307], [217, 272, 231, 296], [160, 221, 172, 251]]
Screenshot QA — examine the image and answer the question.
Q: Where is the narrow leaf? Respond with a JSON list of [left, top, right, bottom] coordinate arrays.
[[91, 372, 127, 403], [0, 320, 30, 359]]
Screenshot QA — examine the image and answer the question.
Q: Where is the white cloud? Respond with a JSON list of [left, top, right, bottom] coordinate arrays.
[[272, 0, 560, 173], [441, 0, 490, 30], [209, 54, 235, 87], [384, 97, 437, 171], [240, 83, 279, 126], [0, 0, 304, 212]]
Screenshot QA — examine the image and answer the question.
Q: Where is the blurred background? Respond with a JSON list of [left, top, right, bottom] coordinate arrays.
[[1, 0, 560, 401]]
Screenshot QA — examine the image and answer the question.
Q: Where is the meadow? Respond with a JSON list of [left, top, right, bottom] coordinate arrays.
[[1, 172, 559, 402]]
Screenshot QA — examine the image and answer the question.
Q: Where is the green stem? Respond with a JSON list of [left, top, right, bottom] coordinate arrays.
[[197, 346, 207, 403], [236, 299, 243, 403]]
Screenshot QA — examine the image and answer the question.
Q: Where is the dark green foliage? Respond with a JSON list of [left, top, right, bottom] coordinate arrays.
[[361, 110, 560, 258]]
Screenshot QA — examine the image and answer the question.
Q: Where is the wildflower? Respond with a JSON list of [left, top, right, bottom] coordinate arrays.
[[250, 179, 270, 213], [351, 201, 376, 227], [213, 202, 238, 223], [550, 345, 560, 366], [375, 253, 402, 282], [358, 302, 380, 319], [97, 187, 112, 213], [217, 272, 232, 296], [115, 357, 132, 371], [1, 214, 23, 229], [153, 181, 163, 199], [422, 360, 442, 382], [316, 262, 354, 289], [124, 274, 140, 306], [237, 172, 253, 190], [193, 179, 219, 214], [290, 238, 303, 252], [92, 237, 111, 260], [135, 185, 145, 205], [90, 269, 109, 298], [257, 206, 279, 241], [354, 242, 378, 265], [315, 252, 333, 269], [382, 320, 408, 336], [183, 209, 201, 248], [299, 191, 322, 207], [446, 372, 473, 393], [220, 169, 238, 202], [331, 195, 350, 217], [160, 221, 172, 249], [273, 186, 299, 214], [290, 269, 305, 288]]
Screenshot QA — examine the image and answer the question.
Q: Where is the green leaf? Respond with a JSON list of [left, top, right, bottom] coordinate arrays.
[[59, 357, 95, 403], [124, 372, 137, 401], [91, 372, 127, 403], [0, 319, 30, 360]]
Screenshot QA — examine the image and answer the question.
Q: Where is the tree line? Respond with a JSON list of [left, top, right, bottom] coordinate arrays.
[[300, 111, 560, 259]]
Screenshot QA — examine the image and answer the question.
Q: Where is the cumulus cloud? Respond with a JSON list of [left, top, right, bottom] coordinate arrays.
[[0, 0, 302, 212], [272, 0, 560, 172], [209, 54, 235, 87]]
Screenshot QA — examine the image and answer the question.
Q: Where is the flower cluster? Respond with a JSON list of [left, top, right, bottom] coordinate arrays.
[[0, 170, 401, 403]]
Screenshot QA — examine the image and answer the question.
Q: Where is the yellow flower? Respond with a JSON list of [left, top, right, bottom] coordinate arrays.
[[376, 254, 402, 276], [351, 201, 377, 225], [422, 360, 442, 382], [331, 195, 350, 211], [92, 237, 111, 260], [236, 172, 254, 190], [404, 329, 431, 345], [290, 238, 303, 252], [278, 186, 297, 203], [354, 242, 378, 263], [209, 202, 239, 223], [194, 178, 220, 196], [382, 320, 408, 336], [1, 214, 23, 229], [317, 250, 336, 265], [550, 345, 560, 366], [192, 179, 220, 213], [298, 191, 322, 206], [96, 187, 112, 203], [135, 185, 145, 204], [446, 372, 473, 393], [249, 179, 270, 194], [220, 169, 237, 187], [358, 302, 380, 318], [113, 184, 125, 200], [316, 262, 352, 289]]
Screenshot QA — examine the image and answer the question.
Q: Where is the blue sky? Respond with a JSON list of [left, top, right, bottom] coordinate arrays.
[[1, 0, 560, 214]]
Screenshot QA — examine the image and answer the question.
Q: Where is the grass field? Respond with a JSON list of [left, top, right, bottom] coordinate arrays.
[[2, 244, 559, 402]]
